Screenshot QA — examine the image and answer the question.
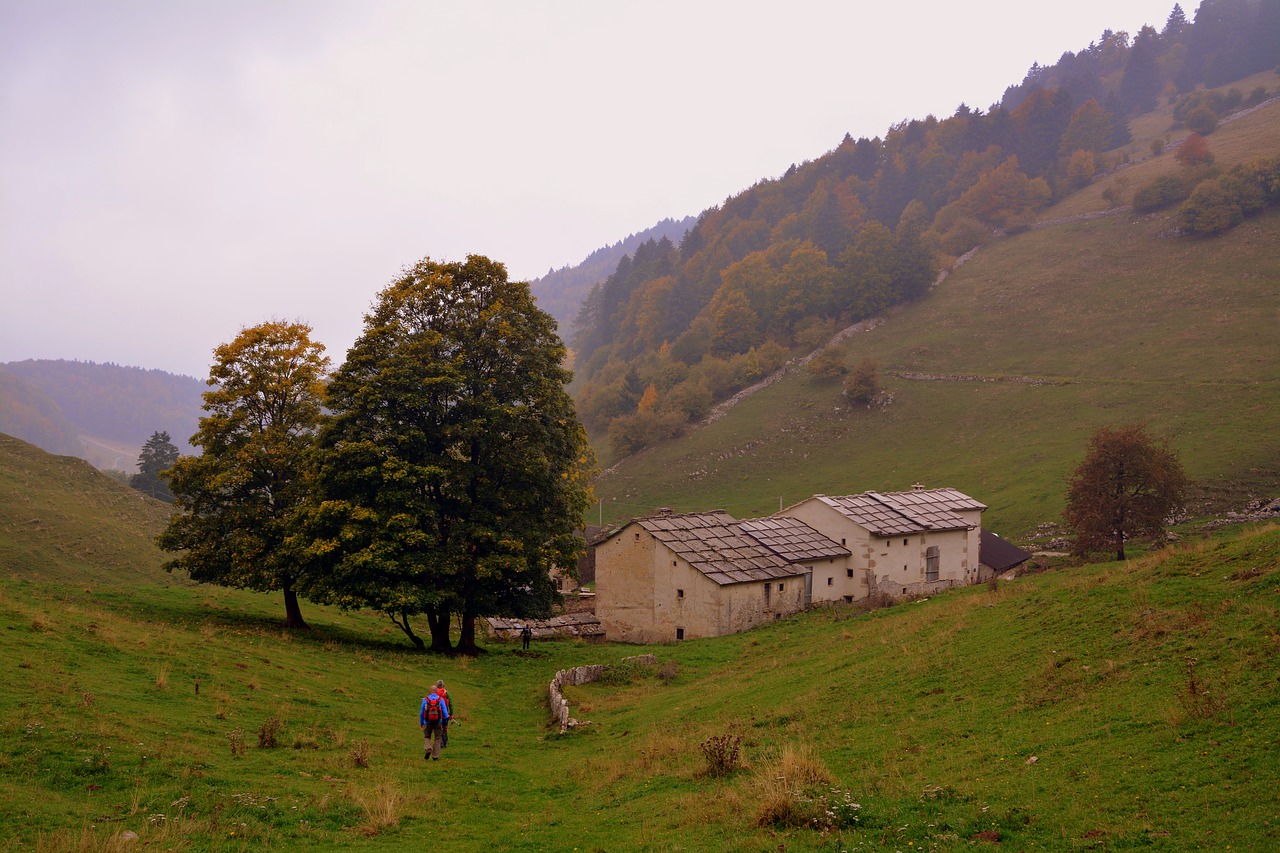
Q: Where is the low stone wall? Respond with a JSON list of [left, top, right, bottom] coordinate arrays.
[[549, 654, 656, 733]]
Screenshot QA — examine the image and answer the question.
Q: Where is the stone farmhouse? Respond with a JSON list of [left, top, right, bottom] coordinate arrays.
[[594, 486, 989, 643]]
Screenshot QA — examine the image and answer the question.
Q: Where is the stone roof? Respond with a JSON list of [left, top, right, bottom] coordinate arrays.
[[815, 487, 985, 536], [737, 516, 850, 563], [633, 510, 802, 586], [979, 530, 1032, 572]]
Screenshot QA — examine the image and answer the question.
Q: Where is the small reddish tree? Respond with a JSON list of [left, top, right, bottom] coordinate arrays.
[[1175, 133, 1213, 167], [1064, 424, 1188, 561]]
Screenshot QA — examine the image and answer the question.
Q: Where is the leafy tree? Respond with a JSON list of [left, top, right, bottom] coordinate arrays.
[[158, 321, 330, 629], [1179, 181, 1243, 234], [842, 358, 881, 405], [1064, 424, 1188, 561], [302, 255, 594, 655], [1132, 174, 1191, 211], [130, 430, 179, 502], [1175, 133, 1213, 167]]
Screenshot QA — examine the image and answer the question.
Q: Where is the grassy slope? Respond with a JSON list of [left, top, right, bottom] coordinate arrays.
[[0, 434, 176, 586], [1, 511, 1276, 850], [590, 78, 1280, 537]]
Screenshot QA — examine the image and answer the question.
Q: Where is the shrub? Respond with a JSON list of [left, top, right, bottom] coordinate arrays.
[[657, 660, 680, 684], [842, 358, 880, 405], [699, 733, 743, 778], [1180, 181, 1243, 234], [1184, 105, 1218, 135], [1132, 174, 1190, 212], [1175, 133, 1213, 167], [807, 346, 846, 380], [257, 716, 283, 749], [350, 738, 371, 768]]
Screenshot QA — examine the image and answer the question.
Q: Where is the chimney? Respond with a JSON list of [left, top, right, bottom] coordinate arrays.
[[911, 482, 925, 491]]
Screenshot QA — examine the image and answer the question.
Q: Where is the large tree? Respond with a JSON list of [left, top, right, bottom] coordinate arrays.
[[302, 255, 594, 654], [157, 321, 330, 629], [1064, 423, 1189, 561], [130, 430, 179, 502]]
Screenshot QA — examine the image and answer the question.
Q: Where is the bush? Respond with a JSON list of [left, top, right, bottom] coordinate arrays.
[[257, 716, 283, 749], [699, 734, 742, 778], [842, 358, 880, 405], [1132, 174, 1190, 212], [1180, 181, 1243, 235], [1184, 105, 1218, 135], [1175, 133, 1213, 167]]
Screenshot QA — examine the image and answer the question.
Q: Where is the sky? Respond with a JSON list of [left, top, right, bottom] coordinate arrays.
[[1, 0, 1181, 379]]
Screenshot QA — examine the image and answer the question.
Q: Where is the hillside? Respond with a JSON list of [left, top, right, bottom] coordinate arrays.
[[0, 433, 176, 585], [529, 215, 695, 335], [0, 359, 206, 470], [0, 452, 1275, 849], [567, 5, 1280, 463], [588, 77, 1280, 540]]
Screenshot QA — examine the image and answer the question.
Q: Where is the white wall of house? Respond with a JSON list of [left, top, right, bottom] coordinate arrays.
[[780, 497, 979, 599], [595, 523, 805, 643]]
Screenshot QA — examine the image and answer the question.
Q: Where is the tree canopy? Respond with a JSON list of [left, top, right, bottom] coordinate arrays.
[[1064, 423, 1189, 561], [130, 430, 179, 502], [300, 255, 595, 654], [158, 321, 330, 629]]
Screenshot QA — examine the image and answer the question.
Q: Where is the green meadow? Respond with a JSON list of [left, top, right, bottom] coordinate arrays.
[[2, 435, 1278, 850]]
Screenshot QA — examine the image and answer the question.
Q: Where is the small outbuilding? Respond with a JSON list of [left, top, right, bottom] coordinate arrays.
[[978, 530, 1033, 581]]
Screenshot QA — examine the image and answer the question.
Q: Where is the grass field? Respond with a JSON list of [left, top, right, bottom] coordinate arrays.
[[588, 84, 1280, 537], [2, 519, 1277, 851]]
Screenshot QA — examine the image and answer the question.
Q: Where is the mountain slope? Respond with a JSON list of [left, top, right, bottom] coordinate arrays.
[[0, 359, 205, 469], [0, 433, 175, 585], [530, 215, 695, 335], [589, 91, 1280, 538]]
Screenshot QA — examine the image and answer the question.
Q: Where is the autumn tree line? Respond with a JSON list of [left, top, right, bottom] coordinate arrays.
[[158, 257, 595, 655], [571, 0, 1280, 455]]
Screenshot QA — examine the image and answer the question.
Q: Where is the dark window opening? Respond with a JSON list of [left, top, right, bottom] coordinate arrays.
[[677, 588, 684, 599], [676, 627, 684, 640], [926, 546, 940, 581]]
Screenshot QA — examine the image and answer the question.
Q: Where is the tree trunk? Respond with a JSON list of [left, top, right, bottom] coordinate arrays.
[[426, 607, 453, 653], [391, 612, 426, 651], [283, 585, 309, 630], [456, 610, 481, 656]]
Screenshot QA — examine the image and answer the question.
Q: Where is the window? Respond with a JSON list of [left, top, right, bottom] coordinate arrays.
[[903, 538, 909, 547], [676, 627, 684, 640], [677, 588, 684, 599], [843, 595, 853, 603], [634, 532, 641, 541], [779, 583, 785, 592], [764, 583, 771, 605], [827, 577, 833, 586], [926, 546, 940, 581], [841, 538, 846, 545], [846, 568, 854, 578]]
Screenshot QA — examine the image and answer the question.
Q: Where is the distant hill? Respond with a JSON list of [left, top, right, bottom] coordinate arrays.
[[0, 359, 205, 470], [529, 216, 695, 337], [0, 433, 175, 585]]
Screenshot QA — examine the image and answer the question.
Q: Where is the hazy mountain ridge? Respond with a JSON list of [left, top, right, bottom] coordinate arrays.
[[0, 359, 205, 469], [529, 216, 696, 335]]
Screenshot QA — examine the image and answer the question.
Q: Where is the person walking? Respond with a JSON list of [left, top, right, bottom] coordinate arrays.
[[419, 686, 450, 761], [521, 624, 532, 650], [434, 679, 453, 749]]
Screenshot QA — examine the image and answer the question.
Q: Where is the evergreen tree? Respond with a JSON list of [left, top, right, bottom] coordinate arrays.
[[130, 430, 179, 502]]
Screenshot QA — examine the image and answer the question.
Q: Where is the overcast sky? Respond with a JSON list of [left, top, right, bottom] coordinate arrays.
[[1, 0, 1179, 378]]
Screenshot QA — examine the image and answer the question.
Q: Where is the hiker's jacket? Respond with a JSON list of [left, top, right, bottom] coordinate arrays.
[[420, 692, 451, 726]]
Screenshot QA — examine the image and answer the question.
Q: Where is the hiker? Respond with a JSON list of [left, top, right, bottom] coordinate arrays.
[[419, 686, 450, 761], [521, 624, 532, 650], [434, 679, 453, 748]]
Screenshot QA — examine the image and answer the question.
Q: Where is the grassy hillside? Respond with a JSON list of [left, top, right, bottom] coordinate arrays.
[[0, 434, 176, 586], [589, 82, 1280, 538], [1, 490, 1276, 850]]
